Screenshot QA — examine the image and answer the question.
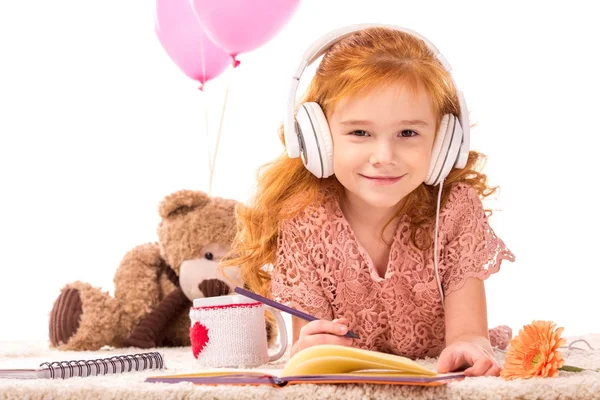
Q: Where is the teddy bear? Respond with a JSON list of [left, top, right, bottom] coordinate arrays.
[[48, 189, 276, 350]]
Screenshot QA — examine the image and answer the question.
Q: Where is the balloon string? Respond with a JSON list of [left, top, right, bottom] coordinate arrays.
[[209, 67, 233, 193], [202, 91, 212, 194]]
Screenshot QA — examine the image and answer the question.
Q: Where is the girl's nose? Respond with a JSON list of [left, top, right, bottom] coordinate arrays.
[[369, 141, 396, 166]]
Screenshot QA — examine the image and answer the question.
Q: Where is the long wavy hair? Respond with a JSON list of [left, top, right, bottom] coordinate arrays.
[[221, 27, 497, 298]]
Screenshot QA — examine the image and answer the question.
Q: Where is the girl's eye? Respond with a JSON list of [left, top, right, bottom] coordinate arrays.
[[350, 130, 369, 137], [400, 130, 418, 138]]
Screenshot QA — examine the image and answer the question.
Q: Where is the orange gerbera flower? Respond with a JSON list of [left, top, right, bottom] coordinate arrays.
[[501, 320, 566, 380]]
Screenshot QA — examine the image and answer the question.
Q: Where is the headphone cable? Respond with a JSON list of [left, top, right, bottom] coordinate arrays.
[[433, 179, 445, 310]]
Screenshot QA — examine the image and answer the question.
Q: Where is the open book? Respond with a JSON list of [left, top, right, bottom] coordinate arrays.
[[145, 345, 464, 387]]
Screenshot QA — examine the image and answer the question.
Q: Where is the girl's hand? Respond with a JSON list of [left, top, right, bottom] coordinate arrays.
[[437, 341, 501, 377], [291, 318, 354, 356]]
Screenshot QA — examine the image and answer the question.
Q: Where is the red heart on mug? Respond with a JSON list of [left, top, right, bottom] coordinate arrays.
[[190, 322, 210, 358]]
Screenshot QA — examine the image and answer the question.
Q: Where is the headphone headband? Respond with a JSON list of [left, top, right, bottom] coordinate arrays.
[[283, 23, 469, 165]]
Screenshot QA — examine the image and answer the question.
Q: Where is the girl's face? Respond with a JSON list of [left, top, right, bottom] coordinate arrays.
[[328, 82, 438, 212]]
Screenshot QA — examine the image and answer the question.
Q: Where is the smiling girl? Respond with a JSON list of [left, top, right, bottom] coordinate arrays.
[[222, 25, 515, 377]]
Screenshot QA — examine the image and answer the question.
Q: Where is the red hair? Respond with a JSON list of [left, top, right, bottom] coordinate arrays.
[[221, 28, 497, 298]]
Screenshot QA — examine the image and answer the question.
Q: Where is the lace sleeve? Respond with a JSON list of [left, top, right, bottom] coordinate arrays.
[[271, 218, 333, 320], [440, 184, 515, 295]]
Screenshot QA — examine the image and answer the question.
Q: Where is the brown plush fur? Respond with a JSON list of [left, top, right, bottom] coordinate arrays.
[[157, 191, 238, 275], [48, 190, 272, 351]]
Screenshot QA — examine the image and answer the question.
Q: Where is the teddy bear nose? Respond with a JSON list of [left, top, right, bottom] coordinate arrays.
[[198, 279, 230, 298]]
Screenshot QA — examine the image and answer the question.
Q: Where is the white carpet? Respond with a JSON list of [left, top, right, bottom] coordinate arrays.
[[1, 335, 599, 400]]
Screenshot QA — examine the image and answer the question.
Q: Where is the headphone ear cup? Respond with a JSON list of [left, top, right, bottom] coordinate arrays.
[[294, 102, 334, 178], [437, 116, 464, 183], [425, 114, 463, 186], [425, 115, 450, 185]]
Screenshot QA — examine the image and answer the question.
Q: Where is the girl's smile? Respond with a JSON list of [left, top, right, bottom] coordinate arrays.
[[359, 173, 405, 185]]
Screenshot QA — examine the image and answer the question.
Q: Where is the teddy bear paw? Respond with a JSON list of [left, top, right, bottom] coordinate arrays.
[[49, 288, 83, 347]]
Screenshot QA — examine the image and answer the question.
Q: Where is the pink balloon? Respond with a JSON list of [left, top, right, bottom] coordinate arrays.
[[155, 0, 231, 88], [191, 0, 301, 66]]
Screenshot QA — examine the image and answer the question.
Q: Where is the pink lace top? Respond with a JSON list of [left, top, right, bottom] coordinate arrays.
[[271, 183, 515, 359]]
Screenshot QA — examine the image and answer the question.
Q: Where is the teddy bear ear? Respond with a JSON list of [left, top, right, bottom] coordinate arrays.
[[159, 190, 210, 219]]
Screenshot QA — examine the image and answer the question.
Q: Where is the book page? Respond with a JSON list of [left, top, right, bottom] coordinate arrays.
[[282, 345, 436, 377], [150, 367, 283, 379], [283, 372, 465, 386], [145, 368, 286, 386]]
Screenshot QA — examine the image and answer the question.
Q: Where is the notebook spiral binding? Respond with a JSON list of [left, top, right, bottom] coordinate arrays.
[[39, 352, 164, 379]]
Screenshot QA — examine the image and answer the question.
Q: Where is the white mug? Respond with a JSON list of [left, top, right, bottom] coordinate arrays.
[[189, 294, 288, 367]]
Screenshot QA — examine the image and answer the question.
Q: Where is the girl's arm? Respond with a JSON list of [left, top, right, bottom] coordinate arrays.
[[437, 277, 500, 376], [444, 277, 492, 352], [272, 215, 353, 355], [434, 183, 515, 376]]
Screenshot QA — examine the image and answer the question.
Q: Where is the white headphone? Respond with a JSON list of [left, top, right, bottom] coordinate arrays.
[[283, 23, 470, 186]]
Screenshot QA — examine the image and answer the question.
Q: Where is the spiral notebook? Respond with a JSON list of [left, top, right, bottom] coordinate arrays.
[[0, 351, 165, 379]]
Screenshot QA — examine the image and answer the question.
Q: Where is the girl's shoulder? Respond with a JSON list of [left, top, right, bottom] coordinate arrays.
[[280, 189, 338, 235], [440, 182, 484, 216], [437, 182, 492, 241]]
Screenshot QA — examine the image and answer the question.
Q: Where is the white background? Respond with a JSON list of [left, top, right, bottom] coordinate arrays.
[[0, 0, 598, 343]]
